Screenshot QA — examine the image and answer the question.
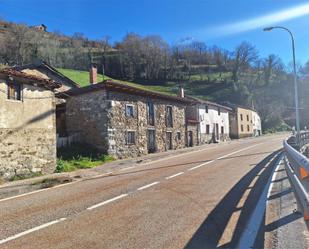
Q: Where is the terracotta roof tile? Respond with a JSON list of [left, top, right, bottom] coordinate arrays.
[[0, 68, 61, 89]]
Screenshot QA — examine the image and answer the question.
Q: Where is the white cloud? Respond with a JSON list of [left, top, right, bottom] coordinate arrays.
[[208, 3, 309, 36]]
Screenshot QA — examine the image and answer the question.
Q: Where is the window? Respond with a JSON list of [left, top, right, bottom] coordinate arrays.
[[247, 125, 250, 131], [125, 104, 134, 117], [221, 126, 224, 134], [7, 81, 22, 101], [126, 131, 135, 144], [166, 106, 173, 127], [218, 107, 221, 115], [241, 125, 244, 132], [205, 105, 208, 113], [177, 132, 181, 140], [206, 124, 210, 134], [247, 115, 249, 121], [240, 114, 243, 121], [147, 101, 155, 126]]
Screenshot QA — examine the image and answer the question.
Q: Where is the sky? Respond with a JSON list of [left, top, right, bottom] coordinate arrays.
[[1, 0, 309, 64]]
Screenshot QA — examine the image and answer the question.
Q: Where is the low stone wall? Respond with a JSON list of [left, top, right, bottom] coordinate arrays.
[[220, 133, 231, 142], [186, 124, 199, 146], [200, 133, 213, 144], [0, 128, 56, 179]]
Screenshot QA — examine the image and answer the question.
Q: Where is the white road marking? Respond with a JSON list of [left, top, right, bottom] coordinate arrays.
[[188, 160, 215, 171], [166, 172, 184, 179], [137, 181, 160, 191], [0, 142, 263, 203], [87, 194, 129, 210], [267, 159, 283, 199], [0, 180, 80, 203], [0, 218, 66, 245], [216, 143, 261, 160], [187, 143, 262, 172], [236, 153, 282, 249]]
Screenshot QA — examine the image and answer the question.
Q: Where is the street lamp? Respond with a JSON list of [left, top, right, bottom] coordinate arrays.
[[263, 26, 300, 144]]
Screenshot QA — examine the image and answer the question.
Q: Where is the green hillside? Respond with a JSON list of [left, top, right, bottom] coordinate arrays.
[[57, 68, 109, 87], [57, 68, 178, 96]]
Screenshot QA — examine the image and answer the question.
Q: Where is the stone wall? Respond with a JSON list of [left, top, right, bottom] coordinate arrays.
[[186, 124, 199, 147], [0, 128, 56, 178], [65, 89, 187, 159], [0, 80, 56, 179], [65, 90, 110, 153], [200, 133, 213, 144], [107, 91, 187, 159]]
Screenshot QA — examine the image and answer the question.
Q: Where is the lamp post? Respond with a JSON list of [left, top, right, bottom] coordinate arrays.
[[263, 26, 300, 144]]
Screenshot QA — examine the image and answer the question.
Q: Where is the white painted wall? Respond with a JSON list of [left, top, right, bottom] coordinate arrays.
[[252, 111, 262, 136], [198, 104, 229, 135]]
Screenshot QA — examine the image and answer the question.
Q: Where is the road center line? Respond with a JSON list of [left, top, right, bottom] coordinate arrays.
[[187, 143, 262, 171], [87, 194, 129, 210], [216, 143, 261, 160], [166, 172, 184, 179], [188, 160, 215, 171], [0, 218, 67, 245], [137, 181, 160, 191]]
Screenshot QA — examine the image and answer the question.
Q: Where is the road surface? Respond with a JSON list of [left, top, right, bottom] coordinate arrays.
[[0, 134, 287, 249]]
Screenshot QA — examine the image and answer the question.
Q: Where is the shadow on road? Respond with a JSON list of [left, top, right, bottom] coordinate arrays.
[[184, 150, 282, 249]]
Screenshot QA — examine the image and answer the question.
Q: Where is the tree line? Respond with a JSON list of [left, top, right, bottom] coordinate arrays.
[[1, 19, 309, 131]]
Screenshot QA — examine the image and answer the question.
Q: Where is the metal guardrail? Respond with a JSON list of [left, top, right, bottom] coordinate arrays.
[[284, 132, 309, 221]]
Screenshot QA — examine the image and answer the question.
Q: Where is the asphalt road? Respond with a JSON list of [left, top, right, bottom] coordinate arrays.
[[0, 134, 288, 249]]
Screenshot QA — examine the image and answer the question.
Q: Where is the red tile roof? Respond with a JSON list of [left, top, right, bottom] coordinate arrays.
[[0, 68, 61, 89], [63, 80, 194, 104]]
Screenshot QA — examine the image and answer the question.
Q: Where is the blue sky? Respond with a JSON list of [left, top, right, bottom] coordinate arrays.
[[1, 0, 309, 64]]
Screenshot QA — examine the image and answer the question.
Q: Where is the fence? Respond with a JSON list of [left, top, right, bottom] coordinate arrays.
[[56, 133, 81, 148], [284, 131, 309, 221]]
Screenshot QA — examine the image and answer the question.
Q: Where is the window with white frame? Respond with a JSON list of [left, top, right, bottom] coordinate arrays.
[[125, 104, 134, 117]]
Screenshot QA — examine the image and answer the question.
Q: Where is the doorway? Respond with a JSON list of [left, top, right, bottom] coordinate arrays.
[[188, 131, 193, 147], [147, 129, 156, 153], [166, 132, 173, 150]]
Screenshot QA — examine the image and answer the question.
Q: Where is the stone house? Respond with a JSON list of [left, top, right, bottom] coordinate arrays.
[[186, 97, 231, 144], [63, 80, 194, 159], [228, 105, 262, 138], [0, 68, 61, 179], [14, 61, 80, 137]]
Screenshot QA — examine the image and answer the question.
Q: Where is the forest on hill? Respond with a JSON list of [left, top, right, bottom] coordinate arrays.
[[1, 19, 309, 131]]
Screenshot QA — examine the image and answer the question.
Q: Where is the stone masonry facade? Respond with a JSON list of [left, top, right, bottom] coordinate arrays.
[[66, 88, 187, 159], [0, 76, 57, 179]]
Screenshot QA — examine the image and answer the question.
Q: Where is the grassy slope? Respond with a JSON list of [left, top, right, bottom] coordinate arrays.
[[57, 67, 234, 100], [57, 68, 177, 96], [57, 68, 110, 87]]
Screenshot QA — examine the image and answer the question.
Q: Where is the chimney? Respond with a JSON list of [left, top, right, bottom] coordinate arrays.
[[89, 63, 97, 84], [178, 84, 185, 98]]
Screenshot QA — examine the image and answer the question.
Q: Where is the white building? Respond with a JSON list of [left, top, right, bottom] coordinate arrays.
[[251, 110, 262, 136], [186, 97, 231, 144]]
